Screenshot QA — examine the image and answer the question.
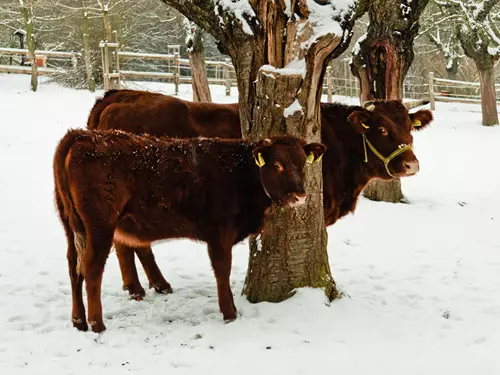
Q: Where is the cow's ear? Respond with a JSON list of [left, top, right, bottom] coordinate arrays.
[[410, 110, 433, 131], [347, 110, 371, 134], [252, 145, 270, 167], [303, 143, 327, 163]]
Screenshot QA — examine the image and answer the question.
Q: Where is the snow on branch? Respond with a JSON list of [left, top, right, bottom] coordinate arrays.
[[306, 0, 357, 41], [216, 0, 256, 35], [441, 0, 500, 58]]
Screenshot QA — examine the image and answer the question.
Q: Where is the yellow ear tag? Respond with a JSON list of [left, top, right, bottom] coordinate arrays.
[[413, 119, 422, 127], [361, 122, 370, 129], [315, 153, 323, 163], [306, 152, 315, 164], [254, 152, 265, 167]]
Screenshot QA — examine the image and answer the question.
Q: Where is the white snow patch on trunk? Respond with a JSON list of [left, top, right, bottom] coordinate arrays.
[[284, 99, 303, 118], [216, 0, 255, 35]]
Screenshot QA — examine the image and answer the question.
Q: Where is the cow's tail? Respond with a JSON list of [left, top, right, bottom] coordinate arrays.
[[54, 129, 87, 274], [86, 89, 121, 129]]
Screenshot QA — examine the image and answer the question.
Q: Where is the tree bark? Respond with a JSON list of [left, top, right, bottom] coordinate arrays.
[[361, 178, 403, 203], [20, 1, 38, 92], [187, 24, 212, 102], [351, 0, 430, 203], [243, 68, 335, 303], [478, 65, 499, 126], [82, 11, 96, 92]]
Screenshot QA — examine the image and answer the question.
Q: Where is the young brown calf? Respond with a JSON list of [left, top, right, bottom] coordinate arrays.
[[54, 129, 325, 332]]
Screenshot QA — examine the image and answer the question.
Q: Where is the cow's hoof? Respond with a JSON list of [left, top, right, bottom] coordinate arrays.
[[222, 310, 237, 323], [123, 284, 146, 301], [150, 282, 173, 295], [72, 317, 88, 332], [130, 293, 144, 302], [89, 320, 106, 333]]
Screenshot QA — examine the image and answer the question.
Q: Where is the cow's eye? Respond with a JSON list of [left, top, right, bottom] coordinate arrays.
[[378, 127, 388, 136], [274, 162, 284, 172]]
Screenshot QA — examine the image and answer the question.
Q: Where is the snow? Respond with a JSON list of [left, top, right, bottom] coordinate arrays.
[[260, 59, 306, 78], [305, 0, 357, 44], [352, 33, 367, 56], [283, 99, 303, 118], [216, 0, 256, 35], [1, 73, 500, 374]]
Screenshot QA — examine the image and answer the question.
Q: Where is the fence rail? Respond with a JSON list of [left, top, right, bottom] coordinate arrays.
[[3, 44, 500, 109], [428, 72, 500, 109]]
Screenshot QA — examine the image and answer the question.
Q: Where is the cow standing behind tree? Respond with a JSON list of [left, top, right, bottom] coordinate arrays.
[[85, 90, 433, 300], [53, 129, 325, 332]]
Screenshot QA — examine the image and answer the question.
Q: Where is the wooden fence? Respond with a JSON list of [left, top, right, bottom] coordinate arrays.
[[428, 72, 500, 110], [3, 45, 500, 109], [100, 41, 236, 95], [0, 47, 78, 75]]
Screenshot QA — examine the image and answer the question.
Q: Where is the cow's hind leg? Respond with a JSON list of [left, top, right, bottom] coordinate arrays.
[[83, 227, 114, 333], [207, 230, 237, 322], [115, 243, 146, 301], [69, 231, 87, 331], [57, 195, 88, 331], [135, 246, 173, 294]]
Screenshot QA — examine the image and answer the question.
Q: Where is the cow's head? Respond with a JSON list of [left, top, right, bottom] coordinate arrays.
[[347, 100, 433, 179], [252, 137, 326, 207]]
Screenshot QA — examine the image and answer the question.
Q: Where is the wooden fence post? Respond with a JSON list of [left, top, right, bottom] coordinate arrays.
[[326, 66, 333, 103], [174, 53, 179, 95], [71, 54, 78, 69], [100, 42, 110, 91], [113, 30, 121, 89], [429, 72, 435, 110], [224, 59, 231, 96]]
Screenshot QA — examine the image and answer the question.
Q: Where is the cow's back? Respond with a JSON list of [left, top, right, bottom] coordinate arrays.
[[89, 90, 241, 139], [87, 89, 163, 130]]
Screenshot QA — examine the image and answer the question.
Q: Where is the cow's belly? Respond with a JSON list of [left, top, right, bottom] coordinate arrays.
[[115, 210, 203, 246]]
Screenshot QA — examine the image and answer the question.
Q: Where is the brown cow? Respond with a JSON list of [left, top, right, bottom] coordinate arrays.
[[87, 90, 433, 299], [54, 129, 326, 332], [88, 89, 240, 138]]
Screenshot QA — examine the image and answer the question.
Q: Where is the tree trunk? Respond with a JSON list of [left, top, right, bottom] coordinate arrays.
[[446, 57, 459, 81], [478, 66, 499, 126], [82, 11, 96, 92], [361, 178, 403, 203], [188, 27, 211, 102], [101, 3, 114, 90], [242, 69, 336, 303], [162, 0, 359, 305], [20, 2, 38, 92], [351, 0, 430, 203]]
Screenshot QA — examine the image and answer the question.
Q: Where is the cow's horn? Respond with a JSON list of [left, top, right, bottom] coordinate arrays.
[[362, 101, 376, 111]]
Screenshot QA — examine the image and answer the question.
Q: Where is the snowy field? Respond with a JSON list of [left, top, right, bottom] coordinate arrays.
[[1, 74, 499, 374]]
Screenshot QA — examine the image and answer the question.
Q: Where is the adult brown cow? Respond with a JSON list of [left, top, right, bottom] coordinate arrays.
[[87, 90, 433, 299], [54, 129, 325, 332]]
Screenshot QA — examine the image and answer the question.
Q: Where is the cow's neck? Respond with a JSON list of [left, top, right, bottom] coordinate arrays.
[[321, 110, 373, 225]]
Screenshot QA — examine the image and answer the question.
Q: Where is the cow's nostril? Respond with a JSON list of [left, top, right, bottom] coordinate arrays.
[[404, 160, 419, 174]]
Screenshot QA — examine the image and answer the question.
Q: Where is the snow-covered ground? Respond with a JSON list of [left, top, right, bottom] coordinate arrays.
[[1, 74, 499, 374]]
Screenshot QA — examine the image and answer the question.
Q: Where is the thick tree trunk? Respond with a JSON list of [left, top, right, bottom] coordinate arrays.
[[361, 178, 403, 203], [82, 11, 96, 92], [163, 0, 358, 305], [188, 27, 211, 102], [351, 0, 430, 203], [20, 2, 37, 92], [243, 69, 336, 303], [478, 66, 499, 126]]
